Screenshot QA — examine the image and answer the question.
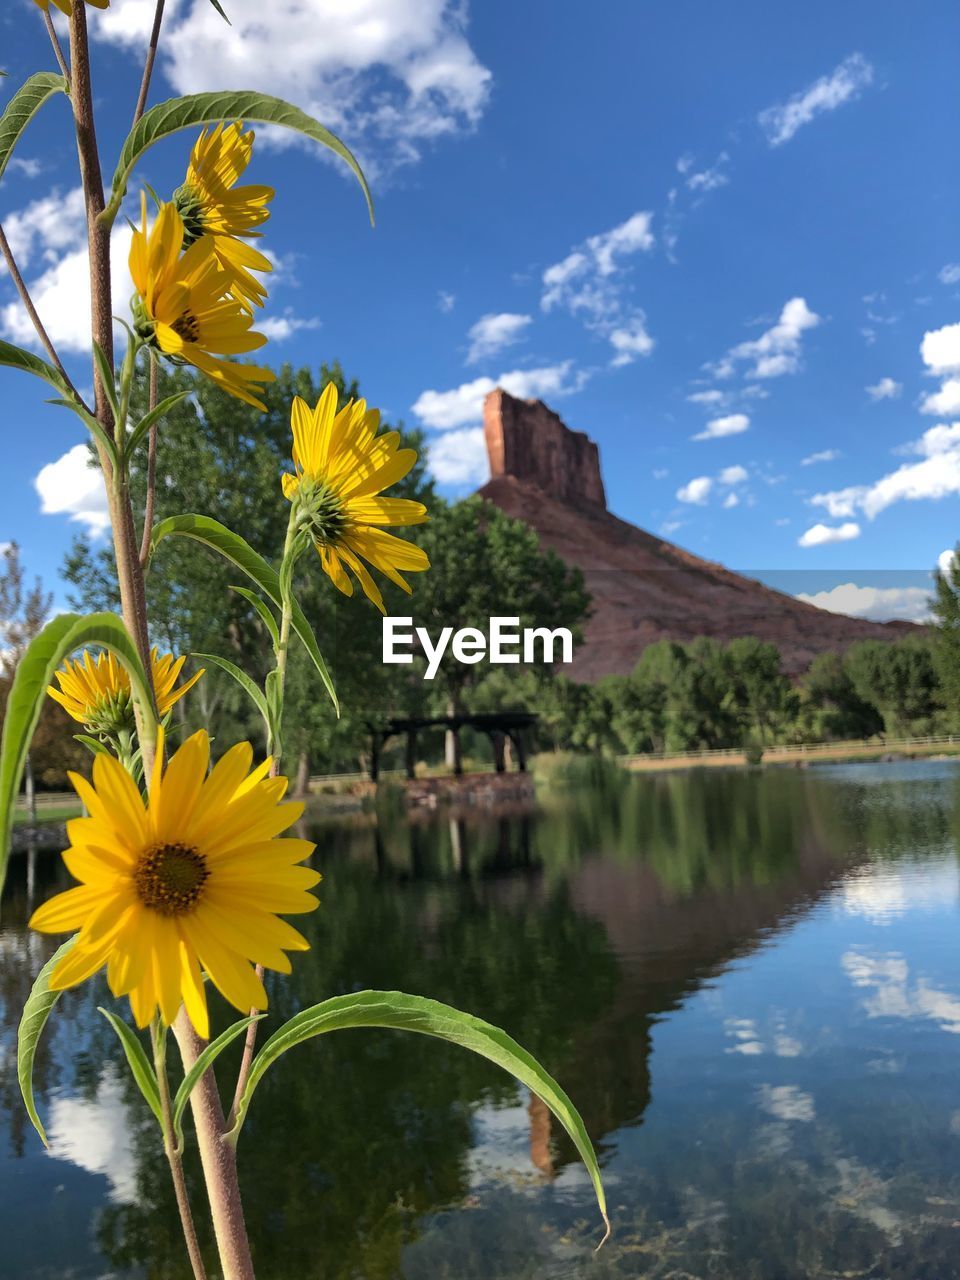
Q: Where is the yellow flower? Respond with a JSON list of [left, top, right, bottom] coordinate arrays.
[[32, 0, 109, 15], [282, 384, 430, 612], [129, 194, 275, 411], [48, 648, 203, 734], [175, 123, 275, 310], [29, 729, 319, 1037]]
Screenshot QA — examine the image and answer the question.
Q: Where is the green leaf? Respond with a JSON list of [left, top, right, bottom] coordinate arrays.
[[1, 339, 71, 398], [98, 1009, 164, 1128], [228, 990, 610, 1243], [125, 390, 192, 459], [194, 652, 270, 727], [103, 91, 373, 227], [0, 341, 118, 467], [91, 341, 121, 424], [18, 937, 76, 1147], [0, 72, 67, 185], [151, 515, 338, 716], [231, 585, 280, 651], [0, 613, 154, 892], [172, 1014, 262, 1154], [74, 733, 109, 757]]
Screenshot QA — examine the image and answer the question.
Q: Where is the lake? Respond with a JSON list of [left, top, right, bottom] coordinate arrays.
[[3, 759, 960, 1278]]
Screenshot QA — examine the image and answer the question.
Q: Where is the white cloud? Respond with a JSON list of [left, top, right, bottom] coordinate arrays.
[[411, 362, 585, 430], [710, 297, 820, 381], [1, 221, 134, 354], [7, 156, 43, 180], [802, 448, 840, 465], [798, 521, 861, 547], [35, 444, 111, 536], [542, 212, 654, 311], [723, 492, 740, 509], [812, 420, 960, 521], [47, 1071, 139, 1204], [609, 315, 655, 367], [96, 0, 491, 174], [939, 548, 957, 575], [920, 378, 960, 416], [428, 425, 489, 486], [684, 151, 730, 193], [1, 187, 87, 267], [866, 377, 902, 401], [921, 322, 960, 375], [437, 290, 456, 313], [939, 265, 960, 286], [258, 312, 320, 341], [693, 412, 750, 441], [465, 312, 531, 365], [677, 476, 712, 505], [586, 212, 656, 276], [757, 53, 874, 146], [757, 1084, 815, 1123], [541, 211, 655, 364], [718, 464, 748, 485], [687, 389, 726, 406], [796, 582, 934, 622]]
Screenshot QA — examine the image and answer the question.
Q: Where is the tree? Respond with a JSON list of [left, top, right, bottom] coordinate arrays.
[[408, 497, 591, 768], [799, 651, 883, 741], [725, 637, 794, 745], [931, 544, 960, 728], [0, 545, 85, 801], [844, 637, 940, 736]]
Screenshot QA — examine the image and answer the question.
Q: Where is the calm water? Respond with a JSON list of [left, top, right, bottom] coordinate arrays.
[[3, 760, 960, 1278]]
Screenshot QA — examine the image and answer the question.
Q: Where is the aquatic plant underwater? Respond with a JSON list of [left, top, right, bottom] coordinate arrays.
[[0, 4, 608, 1275]]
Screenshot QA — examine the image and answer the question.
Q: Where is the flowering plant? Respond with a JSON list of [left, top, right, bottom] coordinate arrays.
[[0, 4, 607, 1275]]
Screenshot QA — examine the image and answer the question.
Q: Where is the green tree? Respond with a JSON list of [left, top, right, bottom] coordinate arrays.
[[725, 637, 795, 745], [408, 497, 591, 768], [931, 544, 960, 728], [844, 637, 940, 736], [799, 650, 883, 741]]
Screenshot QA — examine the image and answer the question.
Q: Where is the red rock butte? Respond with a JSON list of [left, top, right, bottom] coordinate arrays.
[[477, 388, 915, 681]]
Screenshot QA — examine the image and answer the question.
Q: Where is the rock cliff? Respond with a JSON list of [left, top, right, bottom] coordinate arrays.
[[476, 389, 915, 680]]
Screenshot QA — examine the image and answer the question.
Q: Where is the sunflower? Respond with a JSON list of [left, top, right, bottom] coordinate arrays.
[[32, 0, 109, 15], [48, 648, 204, 736], [130, 194, 275, 410], [174, 123, 275, 310], [29, 729, 319, 1037], [282, 384, 430, 612]]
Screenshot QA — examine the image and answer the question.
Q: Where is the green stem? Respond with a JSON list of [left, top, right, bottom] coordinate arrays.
[[228, 509, 303, 1127], [152, 1021, 208, 1280], [269, 509, 300, 761]]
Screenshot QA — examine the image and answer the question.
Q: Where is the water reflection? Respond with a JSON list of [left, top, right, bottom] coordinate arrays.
[[2, 761, 960, 1276]]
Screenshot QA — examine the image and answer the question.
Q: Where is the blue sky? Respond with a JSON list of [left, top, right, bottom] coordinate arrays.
[[1, 0, 958, 622]]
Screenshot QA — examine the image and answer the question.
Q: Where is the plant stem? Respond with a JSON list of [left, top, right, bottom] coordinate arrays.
[[41, 8, 71, 84], [228, 511, 300, 1125], [132, 0, 166, 127], [172, 1013, 257, 1280], [0, 223, 87, 409], [68, 10, 257, 1278], [68, 7, 156, 772], [152, 1022, 208, 1280], [139, 355, 159, 568]]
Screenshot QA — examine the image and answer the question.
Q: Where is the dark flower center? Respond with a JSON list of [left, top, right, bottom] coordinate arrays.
[[172, 310, 201, 344], [135, 843, 209, 916]]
